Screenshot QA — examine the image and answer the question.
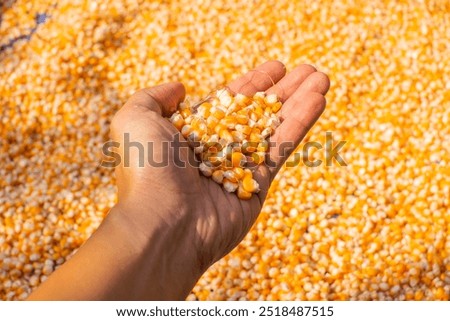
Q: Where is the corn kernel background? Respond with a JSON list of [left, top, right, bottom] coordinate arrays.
[[1, 0, 449, 300]]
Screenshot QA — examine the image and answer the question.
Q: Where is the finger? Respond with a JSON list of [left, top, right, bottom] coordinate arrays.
[[122, 82, 186, 117], [280, 71, 330, 118], [278, 71, 330, 122], [268, 92, 327, 178], [269, 72, 330, 174], [227, 60, 286, 96], [296, 71, 330, 95], [252, 163, 272, 205], [265, 64, 317, 102], [253, 70, 324, 201]]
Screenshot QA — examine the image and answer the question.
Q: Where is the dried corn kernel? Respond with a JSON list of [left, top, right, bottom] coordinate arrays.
[[223, 179, 238, 193], [170, 88, 282, 199], [242, 174, 260, 193], [199, 162, 213, 177], [212, 170, 224, 184], [237, 185, 253, 200]]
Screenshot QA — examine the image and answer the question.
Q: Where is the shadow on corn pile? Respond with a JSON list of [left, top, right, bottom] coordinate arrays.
[[0, 1, 51, 53]]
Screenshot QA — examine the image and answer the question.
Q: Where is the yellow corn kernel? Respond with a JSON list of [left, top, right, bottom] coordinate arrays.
[[251, 152, 265, 165], [242, 141, 258, 154], [271, 101, 282, 113], [203, 152, 224, 166], [206, 115, 219, 129], [257, 141, 269, 152], [191, 117, 207, 131], [231, 130, 246, 143], [252, 128, 261, 134], [242, 174, 260, 193], [211, 107, 225, 119], [254, 105, 264, 116], [219, 128, 234, 142], [235, 114, 248, 124], [237, 109, 249, 117], [226, 103, 240, 114], [180, 108, 192, 118], [233, 167, 245, 179], [237, 185, 252, 200], [223, 115, 237, 128], [170, 113, 184, 131], [204, 141, 223, 154], [414, 290, 424, 301], [231, 151, 245, 167], [197, 102, 212, 118], [235, 124, 252, 136], [184, 115, 194, 124], [212, 169, 224, 184], [250, 132, 263, 143], [235, 93, 250, 106]]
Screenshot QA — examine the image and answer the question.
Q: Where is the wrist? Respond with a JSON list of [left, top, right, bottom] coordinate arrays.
[[108, 203, 203, 300]]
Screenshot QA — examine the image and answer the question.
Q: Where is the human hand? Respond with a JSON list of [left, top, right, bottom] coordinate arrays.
[[27, 61, 329, 301], [109, 60, 330, 298]]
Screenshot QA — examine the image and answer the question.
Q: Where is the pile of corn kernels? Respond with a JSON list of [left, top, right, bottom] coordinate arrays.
[[172, 89, 282, 199], [1, 0, 449, 300]]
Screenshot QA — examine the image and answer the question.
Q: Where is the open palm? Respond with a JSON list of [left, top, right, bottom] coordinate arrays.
[[110, 61, 330, 273]]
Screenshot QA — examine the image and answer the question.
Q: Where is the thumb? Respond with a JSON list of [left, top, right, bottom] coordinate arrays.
[[122, 82, 186, 117]]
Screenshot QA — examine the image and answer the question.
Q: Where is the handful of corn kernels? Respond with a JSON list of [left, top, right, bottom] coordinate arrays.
[[170, 88, 282, 199]]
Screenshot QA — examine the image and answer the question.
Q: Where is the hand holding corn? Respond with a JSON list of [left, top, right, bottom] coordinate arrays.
[[28, 61, 330, 300]]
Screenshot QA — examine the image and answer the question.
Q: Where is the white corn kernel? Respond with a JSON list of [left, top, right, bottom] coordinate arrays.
[[261, 127, 272, 139], [194, 144, 205, 154], [219, 93, 233, 107], [199, 162, 213, 177], [181, 124, 192, 137], [265, 93, 278, 104], [254, 91, 266, 99], [223, 170, 238, 182], [223, 179, 238, 193], [235, 93, 250, 105]]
